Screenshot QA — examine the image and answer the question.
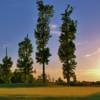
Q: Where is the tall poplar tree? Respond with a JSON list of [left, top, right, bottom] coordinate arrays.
[[17, 35, 33, 83], [58, 5, 77, 85], [35, 0, 53, 83]]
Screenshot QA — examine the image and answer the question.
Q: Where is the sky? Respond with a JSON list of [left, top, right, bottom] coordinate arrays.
[[0, 0, 100, 81]]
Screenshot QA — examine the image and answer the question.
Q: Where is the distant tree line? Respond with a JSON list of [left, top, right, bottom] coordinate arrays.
[[0, 0, 77, 86]]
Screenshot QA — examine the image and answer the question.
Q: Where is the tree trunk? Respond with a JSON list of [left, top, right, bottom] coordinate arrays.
[[43, 62, 45, 83], [67, 75, 70, 86], [25, 70, 27, 84]]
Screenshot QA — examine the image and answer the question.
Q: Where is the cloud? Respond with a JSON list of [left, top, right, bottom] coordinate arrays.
[[50, 24, 57, 29], [50, 24, 60, 35], [77, 41, 88, 46], [85, 48, 100, 58], [51, 30, 60, 35]]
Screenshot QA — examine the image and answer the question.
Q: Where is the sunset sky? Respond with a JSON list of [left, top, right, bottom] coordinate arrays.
[[0, 0, 100, 81]]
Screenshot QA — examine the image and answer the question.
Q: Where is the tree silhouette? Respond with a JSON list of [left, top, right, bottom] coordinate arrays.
[[17, 34, 33, 83], [58, 5, 77, 85], [35, 0, 53, 83], [0, 48, 13, 83]]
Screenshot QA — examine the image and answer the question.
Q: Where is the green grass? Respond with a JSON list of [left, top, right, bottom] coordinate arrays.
[[0, 83, 49, 88], [0, 94, 100, 100]]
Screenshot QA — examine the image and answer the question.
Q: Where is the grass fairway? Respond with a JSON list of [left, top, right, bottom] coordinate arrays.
[[0, 87, 100, 100]]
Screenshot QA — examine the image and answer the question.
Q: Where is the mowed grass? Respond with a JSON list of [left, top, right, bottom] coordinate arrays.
[[0, 87, 100, 100]]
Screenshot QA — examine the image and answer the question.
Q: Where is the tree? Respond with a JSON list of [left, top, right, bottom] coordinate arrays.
[[17, 34, 33, 83], [11, 69, 35, 83], [55, 77, 66, 85], [0, 48, 13, 83], [0, 64, 5, 83], [35, 0, 53, 83], [58, 5, 77, 85], [11, 69, 26, 83]]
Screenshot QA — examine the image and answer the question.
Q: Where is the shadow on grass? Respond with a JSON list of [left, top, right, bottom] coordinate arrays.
[[0, 93, 100, 100]]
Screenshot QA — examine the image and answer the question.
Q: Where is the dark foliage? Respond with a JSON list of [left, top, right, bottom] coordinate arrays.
[[0, 48, 13, 83], [17, 35, 33, 83], [58, 5, 77, 85], [35, 0, 53, 83]]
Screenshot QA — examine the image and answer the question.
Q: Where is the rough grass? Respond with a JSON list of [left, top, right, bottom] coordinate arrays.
[[0, 87, 100, 97], [0, 95, 100, 100], [0, 87, 100, 100]]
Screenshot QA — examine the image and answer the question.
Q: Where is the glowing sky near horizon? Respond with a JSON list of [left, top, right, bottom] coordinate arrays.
[[0, 0, 100, 81]]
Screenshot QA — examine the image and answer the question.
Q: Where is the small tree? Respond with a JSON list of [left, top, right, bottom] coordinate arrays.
[[0, 64, 3, 83], [58, 5, 77, 85], [0, 48, 13, 83], [17, 34, 33, 83], [35, 0, 53, 83], [11, 69, 25, 83]]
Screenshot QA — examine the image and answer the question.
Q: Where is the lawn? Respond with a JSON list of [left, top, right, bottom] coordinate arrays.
[[0, 87, 100, 100]]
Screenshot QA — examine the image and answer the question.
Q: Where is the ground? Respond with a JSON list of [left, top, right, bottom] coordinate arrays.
[[0, 87, 100, 100]]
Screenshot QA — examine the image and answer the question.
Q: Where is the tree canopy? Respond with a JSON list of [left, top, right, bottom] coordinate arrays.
[[17, 35, 33, 83], [58, 5, 77, 85], [35, 0, 53, 83]]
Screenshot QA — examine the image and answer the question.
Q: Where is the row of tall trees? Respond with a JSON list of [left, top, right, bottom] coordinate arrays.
[[0, 35, 34, 83], [0, 0, 77, 85], [35, 0, 77, 84]]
